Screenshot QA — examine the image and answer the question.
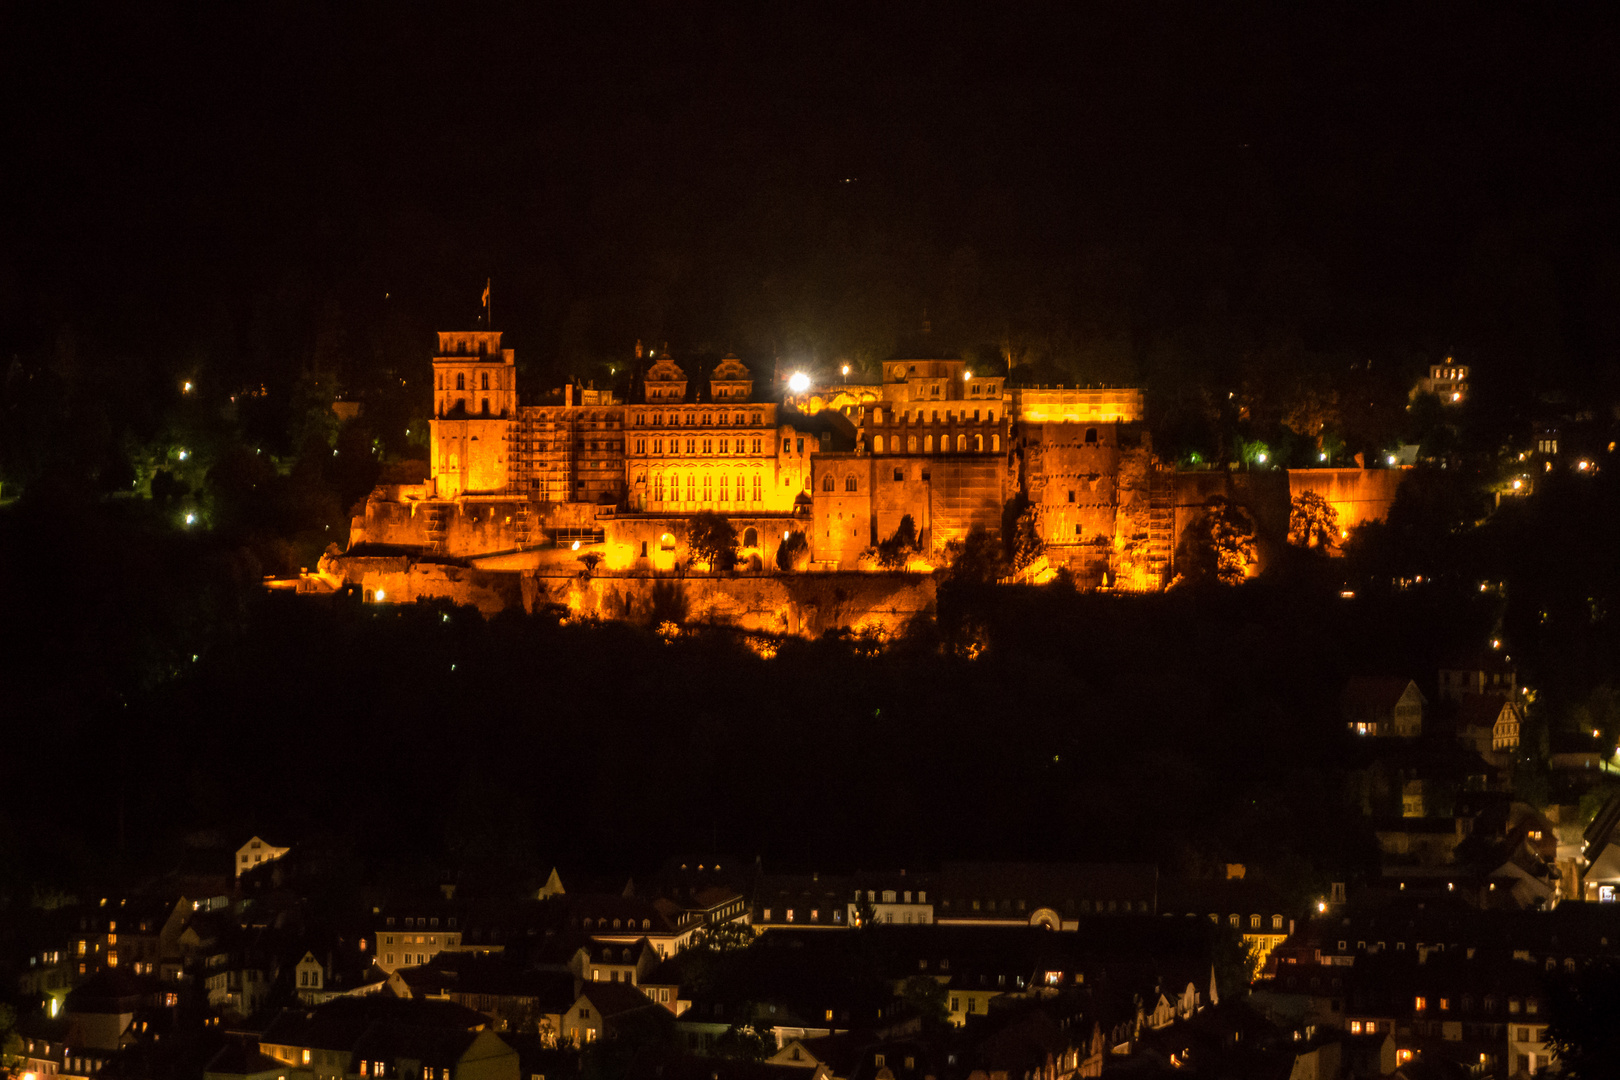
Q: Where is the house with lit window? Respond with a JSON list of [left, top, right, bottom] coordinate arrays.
[[259, 996, 504, 1080], [236, 837, 291, 878], [1581, 791, 1620, 902], [1341, 677, 1425, 738], [1417, 360, 1470, 404], [1160, 872, 1295, 971], [374, 908, 474, 974], [204, 1041, 293, 1080], [573, 937, 661, 987], [560, 982, 666, 1046], [1453, 692, 1523, 756]]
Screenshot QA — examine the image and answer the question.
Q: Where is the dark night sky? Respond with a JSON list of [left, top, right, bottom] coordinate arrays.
[[5, 2, 1619, 400]]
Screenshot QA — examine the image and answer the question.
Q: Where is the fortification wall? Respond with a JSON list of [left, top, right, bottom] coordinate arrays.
[[350, 494, 606, 554], [1166, 467, 1408, 574], [321, 555, 522, 616], [525, 571, 936, 637], [1288, 468, 1405, 535]]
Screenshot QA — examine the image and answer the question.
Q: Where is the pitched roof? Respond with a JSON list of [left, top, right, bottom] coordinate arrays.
[[578, 982, 660, 1019], [1456, 692, 1516, 730], [204, 1042, 291, 1077], [1341, 677, 1423, 711]]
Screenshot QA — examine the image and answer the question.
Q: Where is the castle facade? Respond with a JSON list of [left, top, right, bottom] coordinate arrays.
[[348, 329, 1166, 588]]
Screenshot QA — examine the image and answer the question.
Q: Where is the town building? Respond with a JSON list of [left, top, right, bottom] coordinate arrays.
[[1341, 677, 1426, 738]]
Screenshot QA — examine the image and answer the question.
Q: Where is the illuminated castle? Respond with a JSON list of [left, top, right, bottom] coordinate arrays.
[[346, 328, 1168, 587]]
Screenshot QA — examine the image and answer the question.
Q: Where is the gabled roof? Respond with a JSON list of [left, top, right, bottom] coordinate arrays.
[[204, 1042, 290, 1077], [577, 982, 660, 1019], [352, 1022, 483, 1068], [1456, 693, 1517, 730], [1341, 677, 1425, 712], [1584, 791, 1620, 850]]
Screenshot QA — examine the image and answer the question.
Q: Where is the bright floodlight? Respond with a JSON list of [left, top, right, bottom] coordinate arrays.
[[375, 590, 386, 602], [184, 513, 196, 525], [571, 540, 581, 550], [182, 381, 193, 394], [841, 364, 850, 377], [1387, 455, 1398, 465], [788, 372, 810, 393], [1256, 452, 1267, 463]]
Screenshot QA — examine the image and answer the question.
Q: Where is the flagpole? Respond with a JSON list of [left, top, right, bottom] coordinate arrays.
[[486, 277, 492, 330]]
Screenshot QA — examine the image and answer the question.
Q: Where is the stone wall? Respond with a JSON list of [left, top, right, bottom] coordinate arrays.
[[325, 546, 935, 636], [525, 571, 936, 638], [1288, 468, 1405, 536]]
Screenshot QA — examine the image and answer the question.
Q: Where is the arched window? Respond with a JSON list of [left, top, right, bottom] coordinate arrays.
[[924, 435, 934, 452], [753, 474, 762, 501], [846, 476, 858, 491], [702, 475, 712, 501], [481, 399, 490, 415], [456, 373, 465, 390], [660, 533, 676, 551], [1085, 427, 1098, 444], [873, 408, 883, 424], [992, 434, 1001, 452], [908, 435, 918, 452], [480, 372, 489, 391], [956, 434, 967, 451], [873, 435, 884, 453], [719, 475, 729, 502], [823, 475, 835, 491], [687, 475, 696, 501], [974, 434, 983, 452], [743, 527, 758, 548], [653, 475, 664, 501]]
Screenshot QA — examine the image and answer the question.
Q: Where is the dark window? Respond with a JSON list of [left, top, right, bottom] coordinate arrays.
[[893, 468, 904, 481], [481, 372, 489, 390], [1085, 427, 1097, 444], [456, 373, 465, 390]]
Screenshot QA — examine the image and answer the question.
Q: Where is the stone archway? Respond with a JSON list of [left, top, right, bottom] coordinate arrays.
[[1029, 908, 1060, 930]]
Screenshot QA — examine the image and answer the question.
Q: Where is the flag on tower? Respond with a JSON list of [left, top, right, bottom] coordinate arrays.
[[482, 280, 490, 309]]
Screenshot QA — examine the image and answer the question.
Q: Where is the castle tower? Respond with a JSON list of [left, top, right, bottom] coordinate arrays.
[[430, 330, 517, 498]]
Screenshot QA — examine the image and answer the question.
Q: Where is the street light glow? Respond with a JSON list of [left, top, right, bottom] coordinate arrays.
[[788, 372, 810, 393], [841, 364, 850, 377]]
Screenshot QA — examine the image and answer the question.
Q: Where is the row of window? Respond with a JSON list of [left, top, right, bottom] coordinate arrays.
[[634, 412, 765, 427], [645, 474, 767, 503], [872, 433, 999, 453], [442, 372, 495, 391], [632, 437, 766, 456], [385, 916, 454, 928], [873, 407, 999, 424]]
